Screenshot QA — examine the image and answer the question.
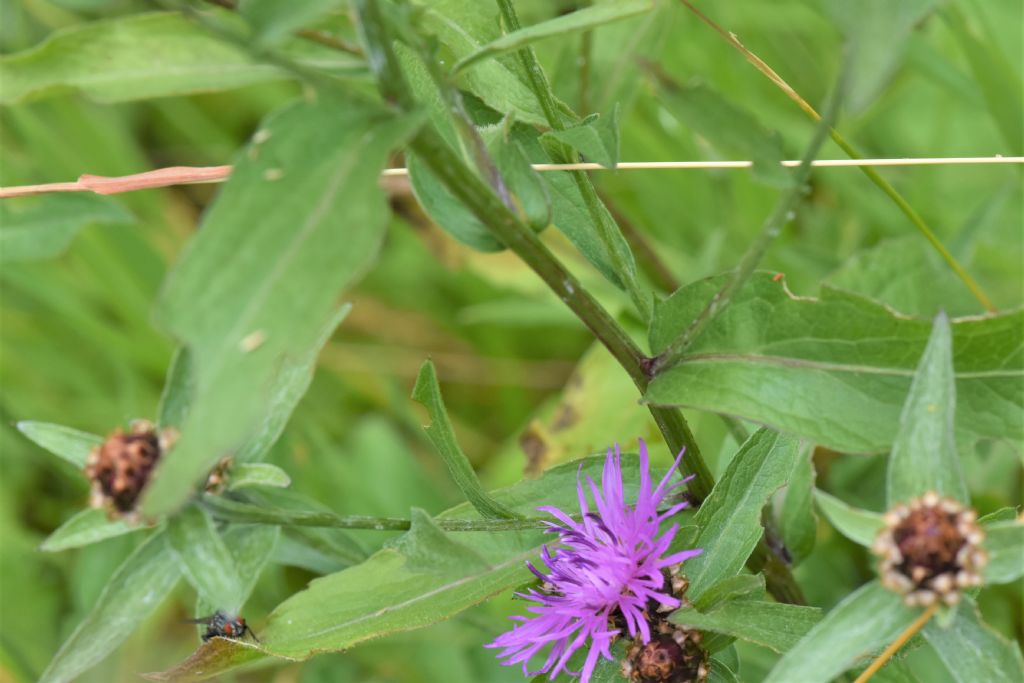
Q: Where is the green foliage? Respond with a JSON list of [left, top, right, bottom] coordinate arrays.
[[814, 489, 884, 547], [886, 312, 967, 505], [2, 0, 1021, 681], [452, 1, 652, 75], [0, 12, 362, 104], [39, 508, 145, 552], [682, 428, 803, 599], [542, 105, 620, 169], [167, 504, 244, 613], [764, 581, 917, 683], [16, 420, 101, 468], [672, 600, 823, 654], [39, 531, 181, 683], [0, 194, 132, 262], [646, 273, 1023, 453], [923, 598, 1024, 683], [142, 97, 419, 515], [412, 361, 519, 519]]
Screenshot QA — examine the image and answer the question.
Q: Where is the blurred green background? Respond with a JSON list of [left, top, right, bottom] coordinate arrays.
[[1, 0, 1020, 681]]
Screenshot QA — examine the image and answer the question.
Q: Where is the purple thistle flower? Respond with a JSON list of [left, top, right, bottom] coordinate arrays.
[[486, 440, 702, 682]]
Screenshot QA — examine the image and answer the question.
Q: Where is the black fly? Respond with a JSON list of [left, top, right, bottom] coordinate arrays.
[[183, 610, 259, 643]]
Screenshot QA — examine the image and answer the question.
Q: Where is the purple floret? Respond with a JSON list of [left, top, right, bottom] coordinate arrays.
[[486, 441, 702, 682]]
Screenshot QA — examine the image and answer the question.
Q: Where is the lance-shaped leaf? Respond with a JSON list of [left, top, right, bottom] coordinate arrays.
[[168, 504, 244, 612], [923, 597, 1024, 682], [0, 194, 132, 262], [887, 312, 967, 505], [0, 12, 364, 105], [226, 463, 292, 491], [777, 442, 817, 565], [764, 581, 918, 683], [646, 273, 1024, 453], [684, 429, 803, 599], [814, 489, 884, 547], [542, 106, 620, 169], [671, 600, 823, 654], [142, 95, 420, 516], [39, 508, 146, 553], [17, 421, 102, 468], [453, 1, 652, 74], [417, 0, 546, 126], [412, 361, 518, 519], [981, 520, 1024, 584], [39, 530, 181, 683]]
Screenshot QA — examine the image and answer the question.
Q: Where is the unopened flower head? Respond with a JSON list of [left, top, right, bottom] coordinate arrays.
[[487, 441, 702, 682], [873, 491, 987, 607]]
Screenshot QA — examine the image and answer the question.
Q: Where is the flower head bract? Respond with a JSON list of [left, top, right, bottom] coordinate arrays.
[[487, 441, 702, 681]]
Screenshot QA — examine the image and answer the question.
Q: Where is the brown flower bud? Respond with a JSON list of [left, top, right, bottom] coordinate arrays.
[[873, 491, 987, 606], [623, 628, 709, 683], [85, 420, 175, 516]]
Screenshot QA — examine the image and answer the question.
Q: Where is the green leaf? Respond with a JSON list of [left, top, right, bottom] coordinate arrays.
[[654, 78, 789, 187], [157, 346, 194, 430], [923, 597, 1024, 682], [481, 121, 552, 231], [195, 524, 281, 622], [764, 581, 918, 683], [17, 420, 102, 468], [227, 463, 292, 491], [39, 530, 181, 683], [671, 600, 823, 654], [982, 520, 1024, 584], [141, 639, 269, 683], [646, 273, 1024, 453], [261, 508, 528, 658], [943, 6, 1024, 153], [167, 504, 244, 612], [238, 0, 343, 47], [0, 12, 363, 104], [814, 489, 884, 547], [142, 95, 420, 516], [778, 442, 817, 566], [542, 105, 620, 169], [692, 573, 766, 612], [827, 236, 980, 317], [412, 360, 519, 519], [824, 0, 939, 111], [419, 0, 546, 126], [39, 508, 145, 552], [887, 312, 967, 505], [0, 194, 132, 262], [156, 454, 645, 680], [708, 658, 742, 683], [684, 429, 803, 600], [233, 304, 351, 463], [452, 1, 652, 74]]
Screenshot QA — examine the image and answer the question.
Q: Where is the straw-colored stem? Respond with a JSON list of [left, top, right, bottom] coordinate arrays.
[[852, 603, 939, 683]]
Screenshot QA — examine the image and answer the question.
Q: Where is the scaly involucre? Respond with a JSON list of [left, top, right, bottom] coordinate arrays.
[[487, 441, 702, 682]]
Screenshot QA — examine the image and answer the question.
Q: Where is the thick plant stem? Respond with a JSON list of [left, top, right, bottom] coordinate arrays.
[[354, 0, 714, 502], [495, 0, 652, 321], [652, 68, 842, 372], [676, 0, 996, 313]]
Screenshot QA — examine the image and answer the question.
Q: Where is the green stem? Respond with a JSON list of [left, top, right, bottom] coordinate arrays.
[[354, 0, 714, 502], [652, 67, 842, 373], [202, 495, 550, 532], [495, 0, 651, 321]]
